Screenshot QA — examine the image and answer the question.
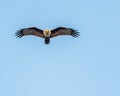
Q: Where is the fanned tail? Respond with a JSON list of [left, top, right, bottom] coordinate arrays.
[[45, 38, 50, 44]]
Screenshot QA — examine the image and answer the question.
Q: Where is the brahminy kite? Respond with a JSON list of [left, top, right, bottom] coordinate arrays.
[[15, 27, 80, 44]]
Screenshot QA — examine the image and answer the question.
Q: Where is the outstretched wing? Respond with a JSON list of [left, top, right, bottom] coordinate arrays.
[[15, 27, 44, 38], [51, 27, 80, 38]]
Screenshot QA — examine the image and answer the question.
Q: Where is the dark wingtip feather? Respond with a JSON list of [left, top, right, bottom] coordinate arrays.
[[70, 28, 80, 38], [15, 29, 24, 38]]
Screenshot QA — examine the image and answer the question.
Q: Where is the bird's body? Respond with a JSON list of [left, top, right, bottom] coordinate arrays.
[[15, 27, 80, 44], [43, 30, 51, 44]]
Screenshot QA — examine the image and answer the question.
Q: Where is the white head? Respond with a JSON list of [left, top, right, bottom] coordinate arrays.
[[43, 30, 51, 37]]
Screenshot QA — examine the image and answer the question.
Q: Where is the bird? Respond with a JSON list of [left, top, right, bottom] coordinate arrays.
[[15, 27, 80, 44]]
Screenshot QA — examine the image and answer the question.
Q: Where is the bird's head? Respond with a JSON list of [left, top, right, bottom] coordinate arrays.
[[43, 29, 51, 37]]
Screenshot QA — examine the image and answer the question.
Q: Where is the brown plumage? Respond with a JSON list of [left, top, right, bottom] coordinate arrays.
[[51, 27, 79, 38], [15, 27, 80, 44]]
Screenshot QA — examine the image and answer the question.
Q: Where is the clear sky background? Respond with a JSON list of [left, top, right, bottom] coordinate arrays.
[[0, 0, 120, 96]]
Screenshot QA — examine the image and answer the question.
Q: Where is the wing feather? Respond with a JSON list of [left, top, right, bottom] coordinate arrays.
[[15, 27, 44, 38], [51, 27, 80, 38]]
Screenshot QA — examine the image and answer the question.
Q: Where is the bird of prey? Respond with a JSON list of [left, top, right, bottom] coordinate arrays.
[[15, 27, 80, 44]]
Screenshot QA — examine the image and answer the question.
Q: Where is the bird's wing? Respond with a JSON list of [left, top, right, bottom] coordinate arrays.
[[15, 27, 44, 38], [51, 27, 80, 38]]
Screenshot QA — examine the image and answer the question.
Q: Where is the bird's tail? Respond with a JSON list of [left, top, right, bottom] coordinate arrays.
[[45, 37, 50, 44]]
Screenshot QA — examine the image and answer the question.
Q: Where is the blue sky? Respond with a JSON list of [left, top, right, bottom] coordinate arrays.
[[0, 0, 120, 96]]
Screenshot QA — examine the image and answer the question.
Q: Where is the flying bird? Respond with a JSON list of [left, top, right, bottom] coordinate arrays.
[[15, 27, 80, 44]]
